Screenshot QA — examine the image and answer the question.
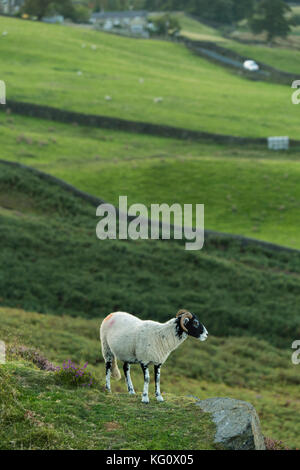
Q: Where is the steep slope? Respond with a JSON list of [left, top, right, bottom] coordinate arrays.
[[0, 162, 300, 348]]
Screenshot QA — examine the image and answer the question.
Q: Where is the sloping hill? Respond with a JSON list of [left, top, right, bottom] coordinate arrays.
[[1, 161, 300, 349], [1, 113, 300, 248], [0, 16, 299, 138]]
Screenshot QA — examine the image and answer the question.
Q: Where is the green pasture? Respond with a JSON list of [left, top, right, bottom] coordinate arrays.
[[1, 113, 300, 249], [0, 16, 298, 138]]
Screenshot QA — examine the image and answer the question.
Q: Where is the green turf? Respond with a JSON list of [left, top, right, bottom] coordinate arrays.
[[1, 113, 300, 249], [0, 16, 299, 138]]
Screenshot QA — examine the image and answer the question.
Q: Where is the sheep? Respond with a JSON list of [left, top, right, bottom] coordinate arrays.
[[100, 309, 208, 403]]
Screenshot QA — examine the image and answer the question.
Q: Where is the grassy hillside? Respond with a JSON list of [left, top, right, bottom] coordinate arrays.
[[224, 39, 300, 75], [1, 113, 300, 249], [0, 306, 299, 449], [169, 13, 225, 42], [0, 16, 299, 138], [1, 161, 300, 349], [1, 360, 217, 450], [176, 12, 300, 74]]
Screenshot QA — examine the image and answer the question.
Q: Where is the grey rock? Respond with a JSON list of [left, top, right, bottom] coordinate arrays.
[[195, 397, 266, 450]]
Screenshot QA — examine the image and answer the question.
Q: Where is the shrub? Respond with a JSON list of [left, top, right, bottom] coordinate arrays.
[[148, 14, 181, 37], [9, 345, 58, 371], [291, 14, 300, 26], [264, 437, 293, 450], [54, 359, 94, 387]]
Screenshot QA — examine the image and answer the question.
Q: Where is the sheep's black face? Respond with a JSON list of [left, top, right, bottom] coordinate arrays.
[[184, 314, 208, 341]]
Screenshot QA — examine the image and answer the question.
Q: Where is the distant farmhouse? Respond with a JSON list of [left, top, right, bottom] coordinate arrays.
[[90, 10, 149, 38], [0, 0, 63, 23], [0, 0, 24, 15]]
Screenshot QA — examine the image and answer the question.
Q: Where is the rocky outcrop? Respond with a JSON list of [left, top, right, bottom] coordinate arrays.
[[195, 397, 266, 450]]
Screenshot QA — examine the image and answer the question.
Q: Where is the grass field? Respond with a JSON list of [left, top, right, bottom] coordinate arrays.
[[1, 113, 300, 249], [0, 306, 299, 449], [1, 161, 300, 348], [174, 12, 300, 75], [224, 39, 300, 74], [1, 14, 300, 451], [1, 144, 300, 449], [0, 16, 299, 138]]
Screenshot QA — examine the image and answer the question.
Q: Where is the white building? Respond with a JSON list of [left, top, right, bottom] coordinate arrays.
[[0, 0, 24, 15], [91, 10, 149, 38]]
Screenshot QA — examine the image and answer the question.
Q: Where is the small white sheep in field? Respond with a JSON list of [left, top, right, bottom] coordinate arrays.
[[105, 95, 112, 101], [153, 97, 163, 103], [100, 310, 208, 403]]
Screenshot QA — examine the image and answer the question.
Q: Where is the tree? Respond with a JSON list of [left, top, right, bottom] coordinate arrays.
[[22, 0, 75, 21], [249, 0, 292, 43], [149, 13, 181, 36], [231, 0, 254, 23], [72, 5, 92, 23]]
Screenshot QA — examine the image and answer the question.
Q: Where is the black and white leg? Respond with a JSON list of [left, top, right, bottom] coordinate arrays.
[[123, 362, 135, 395], [105, 360, 112, 392], [141, 363, 150, 404], [154, 364, 163, 402]]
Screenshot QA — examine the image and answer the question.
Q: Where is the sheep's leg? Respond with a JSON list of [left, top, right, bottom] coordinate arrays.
[[105, 360, 112, 392], [141, 363, 150, 404], [123, 362, 135, 395], [154, 364, 163, 402]]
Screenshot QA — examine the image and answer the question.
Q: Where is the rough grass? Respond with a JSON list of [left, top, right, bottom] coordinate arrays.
[[0, 16, 299, 138], [1, 306, 299, 449], [1, 113, 300, 249], [0, 361, 217, 450]]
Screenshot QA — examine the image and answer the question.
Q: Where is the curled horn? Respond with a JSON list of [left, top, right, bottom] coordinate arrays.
[[176, 309, 193, 333]]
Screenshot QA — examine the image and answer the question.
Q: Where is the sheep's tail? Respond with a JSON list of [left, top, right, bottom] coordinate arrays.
[[111, 357, 121, 381]]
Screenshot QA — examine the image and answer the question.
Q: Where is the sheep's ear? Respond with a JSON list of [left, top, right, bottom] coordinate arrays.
[[183, 317, 190, 327]]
